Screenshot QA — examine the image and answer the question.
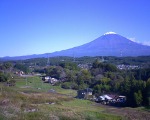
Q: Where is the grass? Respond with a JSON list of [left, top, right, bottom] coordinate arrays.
[[137, 106, 150, 112], [36, 98, 122, 120], [0, 76, 123, 120], [61, 99, 122, 120], [15, 76, 77, 96]]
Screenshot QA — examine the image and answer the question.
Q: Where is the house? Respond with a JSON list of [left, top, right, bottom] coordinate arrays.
[[116, 96, 126, 103], [15, 71, 24, 76], [42, 76, 58, 85], [77, 88, 93, 99], [42, 76, 51, 82], [117, 64, 140, 70], [50, 78, 58, 85], [96, 94, 126, 106], [97, 94, 114, 104]]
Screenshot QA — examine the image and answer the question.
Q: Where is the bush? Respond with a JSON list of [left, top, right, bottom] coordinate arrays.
[[0, 72, 8, 82], [61, 82, 79, 90], [61, 82, 71, 89]]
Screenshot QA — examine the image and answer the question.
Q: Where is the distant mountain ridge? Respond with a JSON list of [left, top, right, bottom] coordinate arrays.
[[1, 32, 150, 60]]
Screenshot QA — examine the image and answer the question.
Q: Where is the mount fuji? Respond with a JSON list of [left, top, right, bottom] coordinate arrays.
[[49, 32, 150, 57], [1, 32, 150, 60]]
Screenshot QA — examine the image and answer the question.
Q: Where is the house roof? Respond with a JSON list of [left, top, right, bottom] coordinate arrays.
[[84, 88, 93, 92], [100, 96, 105, 100], [99, 94, 113, 100], [103, 95, 112, 100], [78, 88, 93, 93], [119, 96, 126, 98]]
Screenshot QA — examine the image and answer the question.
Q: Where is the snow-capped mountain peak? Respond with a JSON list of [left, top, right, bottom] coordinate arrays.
[[104, 32, 117, 35]]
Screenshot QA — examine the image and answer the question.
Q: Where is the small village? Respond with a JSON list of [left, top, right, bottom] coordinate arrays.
[[42, 75, 126, 107]]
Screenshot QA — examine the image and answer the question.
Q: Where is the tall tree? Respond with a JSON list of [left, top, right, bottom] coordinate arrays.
[[134, 90, 143, 106], [146, 78, 150, 106]]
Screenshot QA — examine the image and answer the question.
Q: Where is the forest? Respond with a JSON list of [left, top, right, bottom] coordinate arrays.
[[0, 56, 150, 107]]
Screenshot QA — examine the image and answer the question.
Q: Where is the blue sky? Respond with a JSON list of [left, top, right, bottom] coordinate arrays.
[[0, 0, 150, 57]]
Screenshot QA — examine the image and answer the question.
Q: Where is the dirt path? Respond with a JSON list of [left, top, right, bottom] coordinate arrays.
[[94, 103, 150, 120]]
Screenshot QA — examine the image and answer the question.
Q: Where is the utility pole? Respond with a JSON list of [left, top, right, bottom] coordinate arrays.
[[0, 85, 2, 94], [73, 52, 75, 62], [32, 77, 35, 88], [26, 77, 27, 86], [41, 79, 43, 90], [47, 54, 50, 66]]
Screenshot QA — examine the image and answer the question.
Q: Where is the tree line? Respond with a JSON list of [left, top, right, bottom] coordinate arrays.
[[42, 59, 150, 107], [0, 57, 150, 107]]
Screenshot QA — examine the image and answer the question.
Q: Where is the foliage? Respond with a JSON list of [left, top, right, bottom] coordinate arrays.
[[0, 71, 8, 82], [146, 78, 150, 106], [14, 63, 30, 73], [134, 90, 143, 106], [45, 66, 66, 80], [61, 82, 72, 89], [61, 82, 78, 90], [1, 56, 150, 107]]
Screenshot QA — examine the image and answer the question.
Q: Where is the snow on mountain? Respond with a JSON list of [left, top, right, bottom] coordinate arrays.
[[104, 32, 117, 35]]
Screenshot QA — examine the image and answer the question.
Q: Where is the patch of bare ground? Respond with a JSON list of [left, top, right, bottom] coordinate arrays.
[[94, 103, 150, 120]]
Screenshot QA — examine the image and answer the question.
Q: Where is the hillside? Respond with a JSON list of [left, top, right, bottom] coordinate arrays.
[[0, 76, 122, 120], [53, 32, 150, 57], [0, 76, 149, 120]]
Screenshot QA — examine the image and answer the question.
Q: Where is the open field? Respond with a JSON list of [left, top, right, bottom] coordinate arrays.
[[0, 76, 149, 120], [15, 75, 77, 96]]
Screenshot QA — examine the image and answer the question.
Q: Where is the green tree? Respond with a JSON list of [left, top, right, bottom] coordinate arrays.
[[3, 62, 12, 69], [134, 90, 143, 106], [77, 69, 92, 85], [105, 63, 117, 72], [146, 78, 150, 106], [14, 64, 30, 73], [45, 66, 65, 80], [65, 69, 76, 82], [92, 59, 100, 68], [0, 72, 8, 82], [100, 77, 111, 85]]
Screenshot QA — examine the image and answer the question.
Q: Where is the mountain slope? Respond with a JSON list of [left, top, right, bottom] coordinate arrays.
[[1, 32, 150, 60], [50, 33, 150, 57]]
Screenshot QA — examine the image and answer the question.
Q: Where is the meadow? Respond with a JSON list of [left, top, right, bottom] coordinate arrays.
[[0, 75, 123, 120]]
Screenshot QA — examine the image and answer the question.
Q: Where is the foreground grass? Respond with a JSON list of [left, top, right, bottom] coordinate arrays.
[[39, 99, 122, 120], [0, 82, 123, 120], [137, 106, 150, 112], [0, 76, 123, 120]]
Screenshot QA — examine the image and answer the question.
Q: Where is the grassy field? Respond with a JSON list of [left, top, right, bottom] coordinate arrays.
[[15, 75, 77, 96], [0, 83, 122, 120], [7, 76, 150, 120], [0, 75, 123, 120], [1, 76, 150, 120]]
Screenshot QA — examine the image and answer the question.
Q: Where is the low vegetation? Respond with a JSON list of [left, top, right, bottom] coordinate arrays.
[[0, 56, 150, 119], [0, 80, 122, 120]]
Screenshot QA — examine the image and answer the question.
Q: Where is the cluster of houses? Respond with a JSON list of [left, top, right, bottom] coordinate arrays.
[[78, 64, 92, 69], [96, 94, 126, 106], [117, 64, 140, 70], [42, 76, 126, 106], [77, 88, 126, 106], [42, 76, 59, 85]]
